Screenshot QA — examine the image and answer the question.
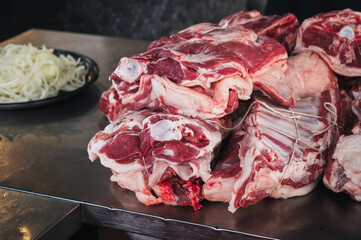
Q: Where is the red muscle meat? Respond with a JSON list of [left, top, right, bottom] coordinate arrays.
[[203, 132, 244, 203], [88, 110, 227, 209], [110, 23, 292, 119], [323, 123, 361, 202], [98, 87, 126, 122], [219, 10, 299, 52], [205, 90, 345, 212], [323, 82, 361, 201], [294, 9, 361, 77], [89, 9, 361, 212]]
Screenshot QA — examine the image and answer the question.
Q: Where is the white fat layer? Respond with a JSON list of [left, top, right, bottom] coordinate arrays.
[[182, 51, 218, 64], [194, 152, 213, 182], [99, 155, 143, 173], [111, 170, 162, 205], [333, 134, 361, 185], [110, 170, 145, 192], [270, 181, 317, 199], [180, 62, 248, 89], [148, 161, 168, 187], [150, 119, 182, 142], [204, 177, 237, 202]]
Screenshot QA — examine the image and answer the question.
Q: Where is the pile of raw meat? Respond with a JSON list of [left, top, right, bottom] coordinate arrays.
[[88, 9, 361, 212]]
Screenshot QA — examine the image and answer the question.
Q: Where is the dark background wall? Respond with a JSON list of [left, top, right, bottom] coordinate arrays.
[[0, 0, 266, 42], [2, 0, 361, 43]]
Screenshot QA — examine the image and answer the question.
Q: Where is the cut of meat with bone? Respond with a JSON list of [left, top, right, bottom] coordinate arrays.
[[323, 83, 361, 201], [98, 87, 126, 122], [89, 9, 359, 212], [203, 132, 244, 202], [88, 110, 227, 209], [323, 122, 361, 201], [287, 52, 338, 99], [205, 90, 344, 212], [219, 10, 299, 52], [117, 74, 251, 120], [294, 9, 361, 77], [110, 23, 292, 119]]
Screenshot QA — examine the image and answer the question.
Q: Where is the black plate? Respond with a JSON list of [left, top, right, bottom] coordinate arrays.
[[0, 49, 99, 110]]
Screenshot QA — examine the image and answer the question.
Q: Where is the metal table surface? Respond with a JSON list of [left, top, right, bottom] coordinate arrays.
[[0, 188, 81, 240], [1, 29, 361, 240]]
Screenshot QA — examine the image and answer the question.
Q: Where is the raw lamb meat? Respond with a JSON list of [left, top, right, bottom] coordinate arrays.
[[88, 110, 228, 209], [110, 23, 293, 119], [204, 90, 345, 212], [294, 9, 361, 77], [219, 10, 299, 52], [98, 87, 124, 122], [89, 9, 359, 213], [287, 52, 338, 99], [351, 81, 361, 120], [203, 131, 244, 203], [323, 82, 361, 201], [323, 123, 361, 201]]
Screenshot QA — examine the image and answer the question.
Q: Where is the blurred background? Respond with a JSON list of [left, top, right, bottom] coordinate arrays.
[[0, 0, 266, 42], [1, 0, 361, 42]]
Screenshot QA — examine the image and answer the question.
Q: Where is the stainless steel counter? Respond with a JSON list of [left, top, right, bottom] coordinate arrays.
[[1, 29, 361, 240], [0, 188, 80, 240]]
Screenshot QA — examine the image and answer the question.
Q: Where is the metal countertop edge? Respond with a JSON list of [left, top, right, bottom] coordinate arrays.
[[35, 204, 82, 240], [0, 186, 278, 240]]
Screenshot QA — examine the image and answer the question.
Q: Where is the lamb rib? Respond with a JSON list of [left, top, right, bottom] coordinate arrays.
[[323, 81, 361, 201], [294, 9, 361, 77], [110, 23, 292, 119], [219, 10, 299, 52], [88, 110, 228, 209], [204, 89, 345, 212], [323, 123, 361, 201]]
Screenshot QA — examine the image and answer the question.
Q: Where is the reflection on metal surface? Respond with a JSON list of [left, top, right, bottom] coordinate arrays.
[[0, 122, 82, 142], [0, 188, 80, 240], [0, 136, 36, 181], [19, 226, 31, 240], [0, 84, 100, 142]]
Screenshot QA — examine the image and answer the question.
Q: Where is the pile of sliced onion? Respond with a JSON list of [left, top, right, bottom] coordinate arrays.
[[0, 43, 87, 103]]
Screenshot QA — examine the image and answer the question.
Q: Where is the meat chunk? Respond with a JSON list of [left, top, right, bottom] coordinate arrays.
[[205, 90, 344, 212], [323, 81, 361, 201], [323, 123, 361, 201], [98, 87, 125, 122], [287, 52, 338, 99], [351, 81, 361, 120], [294, 9, 361, 77], [203, 132, 244, 203], [88, 110, 227, 209], [219, 10, 299, 52], [90, 9, 358, 213], [111, 23, 292, 119]]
